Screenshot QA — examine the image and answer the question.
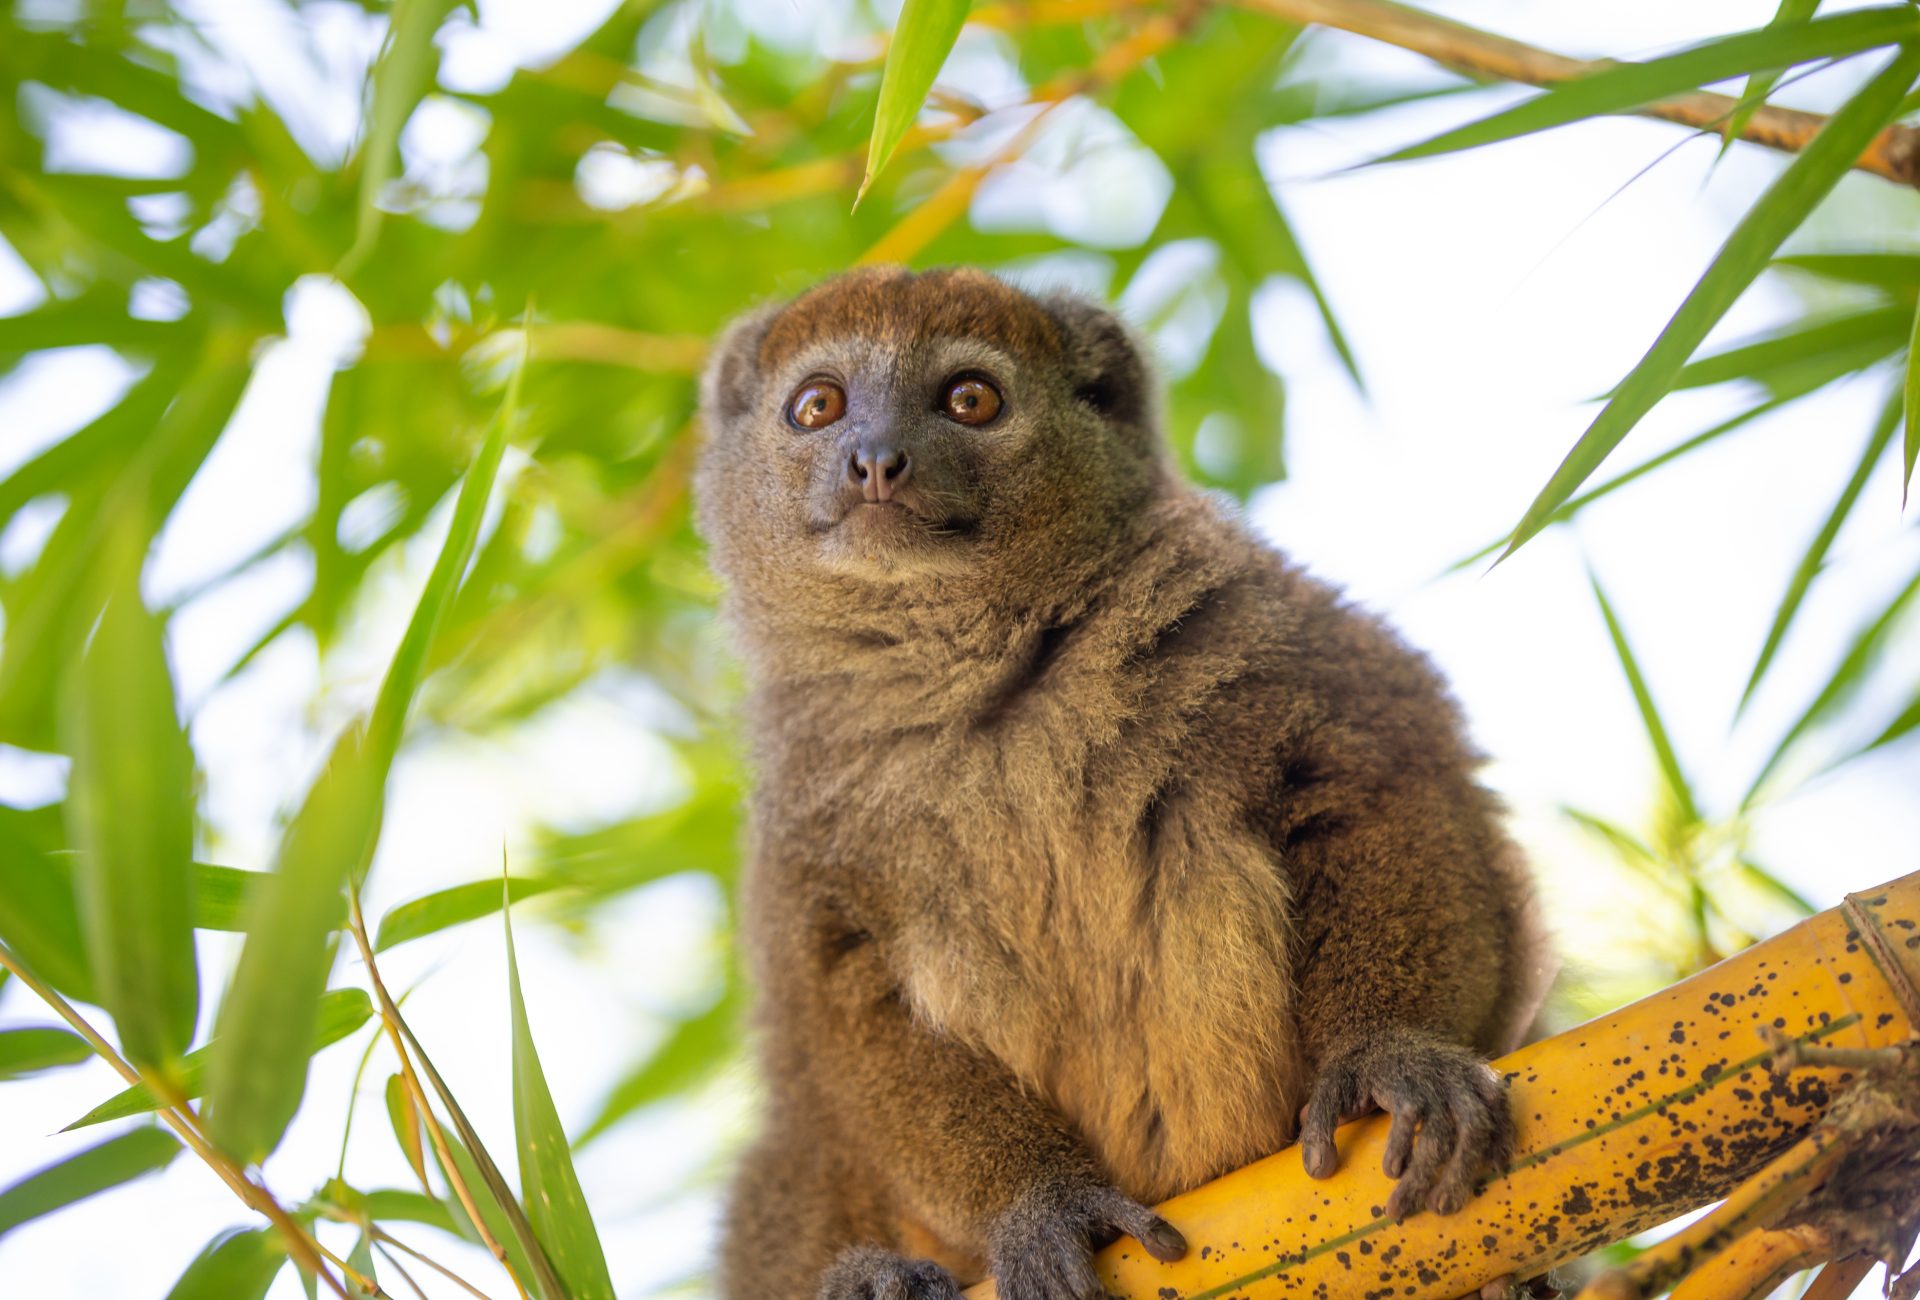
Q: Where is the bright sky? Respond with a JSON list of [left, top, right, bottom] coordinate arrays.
[[1, 1, 1917, 1297]]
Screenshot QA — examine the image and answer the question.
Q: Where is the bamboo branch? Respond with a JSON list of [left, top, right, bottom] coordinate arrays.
[[0, 943, 351, 1298], [960, 871, 1920, 1299], [1231, 0, 1920, 188]]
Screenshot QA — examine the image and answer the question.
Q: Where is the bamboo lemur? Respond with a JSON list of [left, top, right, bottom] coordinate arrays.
[[695, 266, 1551, 1300]]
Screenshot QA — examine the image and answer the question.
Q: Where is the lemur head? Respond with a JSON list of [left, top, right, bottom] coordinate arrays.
[[696, 266, 1165, 609]]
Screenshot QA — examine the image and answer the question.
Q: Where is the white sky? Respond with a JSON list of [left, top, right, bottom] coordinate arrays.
[[1, 1, 1918, 1297]]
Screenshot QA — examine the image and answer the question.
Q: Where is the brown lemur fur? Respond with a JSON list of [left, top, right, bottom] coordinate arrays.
[[695, 266, 1552, 1300]]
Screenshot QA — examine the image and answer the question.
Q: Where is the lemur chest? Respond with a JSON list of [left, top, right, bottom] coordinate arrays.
[[827, 730, 1310, 1201]]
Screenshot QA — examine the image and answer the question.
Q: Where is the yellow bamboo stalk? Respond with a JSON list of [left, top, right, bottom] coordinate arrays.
[[1664, 1225, 1833, 1300], [963, 875, 1920, 1299]]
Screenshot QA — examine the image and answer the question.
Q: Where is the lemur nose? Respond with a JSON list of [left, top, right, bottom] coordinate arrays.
[[848, 440, 911, 503]]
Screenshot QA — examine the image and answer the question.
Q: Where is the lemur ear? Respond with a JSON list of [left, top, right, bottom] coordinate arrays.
[[1040, 293, 1152, 430], [700, 302, 782, 428]]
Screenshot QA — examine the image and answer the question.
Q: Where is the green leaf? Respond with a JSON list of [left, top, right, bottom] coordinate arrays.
[[1445, 396, 1794, 573], [340, 0, 461, 274], [165, 1227, 288, 1300], [1775, 251, 1920, 292], [425, 1115, 547, 1295], [505, 877, 616, 1300], [1661, 305, 1909, 397], [1500, 43, 1920, 561], [861, 0, 970, 203], [1721, 0, 1823, 150], [191, 863, 276, 932], [1744, 566, 1920, 806], [385, 1074, 429, 1188], [207, 351, 519, 1163], [363, 1187, 460, 1238], [579, 978, 739, 1144], [0, 1128, 180, 1240], [1904, 298, 1920, 504], [62, 512, 199, 1074], [68, 988, 373, 1130], [345, 1224, 379, 1300], [0, 820, 99, 1004], [375, 876, 564, 952], [1590, 573, 1701, 827], [1739, 389, 1902, 712], [0, 1027, 93, 1080], [1378, 7, 1920, 165]]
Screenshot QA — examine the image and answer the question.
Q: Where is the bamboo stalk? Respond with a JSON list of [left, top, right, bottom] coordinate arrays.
[[1664, 1226, 1833, 1300], [962, 874, 1920, 1299], [1230, 0, 1920, 189]]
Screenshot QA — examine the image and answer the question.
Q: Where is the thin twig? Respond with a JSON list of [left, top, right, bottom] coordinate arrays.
[[0, 943, 350, 1298], [373, 1243, 431, 1300], [1231, 0, 1920, 188], [374, 1228, 496, 1300]]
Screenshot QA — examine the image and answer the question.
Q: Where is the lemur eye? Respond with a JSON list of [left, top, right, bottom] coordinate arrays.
[[787, 379, 847, 430], [941, 375, 1002, 426]]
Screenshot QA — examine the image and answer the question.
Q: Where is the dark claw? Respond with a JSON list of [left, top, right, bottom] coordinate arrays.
[[819, 1247, 963, 1300]]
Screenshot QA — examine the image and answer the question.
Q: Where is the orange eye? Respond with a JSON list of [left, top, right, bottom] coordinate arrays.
[[788, 380, 847, 429], [941, 376, 1002, 426]]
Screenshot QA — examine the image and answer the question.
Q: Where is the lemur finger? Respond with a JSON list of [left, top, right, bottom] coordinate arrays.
[[1298, 1068, 1360, 1180], [1091, 1188, 1187, 1264], [1385, 1102, 1455, 1222], [1381, 1100, 1419, 1179], [1429, 1092, 1498, 1215]]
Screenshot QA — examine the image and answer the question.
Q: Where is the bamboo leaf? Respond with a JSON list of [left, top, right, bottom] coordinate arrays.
[[0, 820, 99, 1004], [385, 1074, 430, 1189], [68, 988, 372, 1130], [165, 1227, 288, 1300], [1904, 298, 1920, 504], [1377, 8, 1920, 165], [375, 876, 564, 952], [206, 351, 519, 1163], [1661, 305, 1909, 396], [1744, 567, 1920, 806], [0, 1128, 180, 1240], [364, 1188, 459, 1238], [505, 875, 616, 1300], [1500, 44, 1920, 562], [62, 511, 199, 1074], [861, 0, 970, 203], [0, 1027, 93, 1080], [345, 1225, 379, 1300], [579, 978, 739, 1145], [1590, 573, 1701, 826], [1721, 0, 1823, 151], [1774, 251, 1920, 291], [1739, 390, 1902, 712], [425, 1115, 546, 1293], [340, 0, 460, 274]]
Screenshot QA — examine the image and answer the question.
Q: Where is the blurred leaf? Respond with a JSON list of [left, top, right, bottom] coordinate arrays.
[[191, 863, 276, 932], [862, 0, 970, 203], [1735, 859, 1816, 915], [1590, 573, 1701, 826], [62, 512, 199, 1074], [1721, 0, 1822, 152], [345, 1224, 379, 1300], [1775, 251, 1920, 292], [1745, 566, 1920, 806], [341, 0, 460, 274], [207, 349, 518, 1162], [1905, 299, 1920, 504], [0, 1027, 92, 1080], [1559, 805, 1684, 900], [580, 975, 739, 1144], [164, 1227, 288, 1300], [363, 1188, 461, 1238], [1739, 390, 1901, 712], [1378, 7, 1920, 165], [1500, 44, 1920, 561], [0, 1128, 180, 1241], [375, 876, 564, 952], [505, 877, 616, 1300], [1842, 686, 1920, 762], [384, 1074, 429, 1189], [68, 988, 373, 1130], [0, 820, 99, 1004]]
